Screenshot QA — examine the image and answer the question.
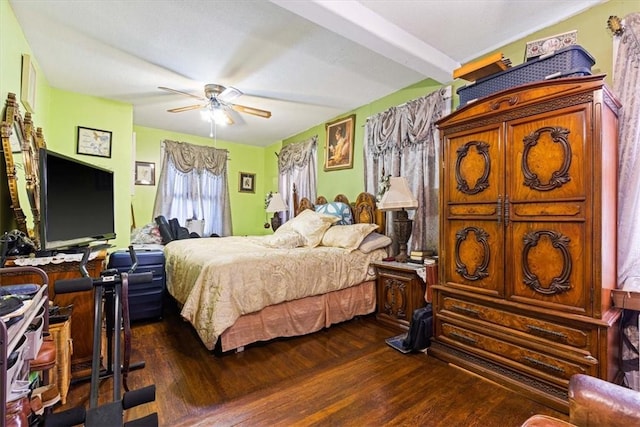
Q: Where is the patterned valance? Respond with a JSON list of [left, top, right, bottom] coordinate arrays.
[[163, 139, 228, 175], [278, 135, 317, 173], [366, 87, 451, 158]]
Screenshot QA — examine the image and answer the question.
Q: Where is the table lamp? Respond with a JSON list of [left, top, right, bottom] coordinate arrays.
[[266, 193, 288, 231], [378, 177, 418, 262]]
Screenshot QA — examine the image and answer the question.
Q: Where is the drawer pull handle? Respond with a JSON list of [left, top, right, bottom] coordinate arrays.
[[523, 356, 565, 375], [451, 305, 480, 318], [527, 325, 568, 343], [450, 331, 478, 346], [490, 95, 519, 110]]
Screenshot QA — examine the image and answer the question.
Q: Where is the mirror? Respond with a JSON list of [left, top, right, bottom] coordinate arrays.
[[1, 92, 45, 248], [2, 93, 29, 235]]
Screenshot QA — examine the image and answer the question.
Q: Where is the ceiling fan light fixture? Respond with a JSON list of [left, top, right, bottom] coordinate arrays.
[[200, 105, 232, 126], [161, 83, 270, 129]]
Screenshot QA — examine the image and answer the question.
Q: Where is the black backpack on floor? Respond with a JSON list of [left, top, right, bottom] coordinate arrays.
[[402, 304, 433, 352]]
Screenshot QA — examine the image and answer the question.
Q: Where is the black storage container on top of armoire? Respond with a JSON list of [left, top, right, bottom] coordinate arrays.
[[107, 248, 165, 322]]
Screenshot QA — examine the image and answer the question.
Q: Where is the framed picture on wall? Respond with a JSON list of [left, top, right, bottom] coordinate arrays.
[[239, 172, 255, 193], [77, 126, 112, 158], [135, 161, 155, 185], [20, 54, 37, 114], [324, 115, 355, 171]]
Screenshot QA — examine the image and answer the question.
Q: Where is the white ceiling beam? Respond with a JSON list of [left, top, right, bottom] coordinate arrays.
[[271, 0, 459, 84]]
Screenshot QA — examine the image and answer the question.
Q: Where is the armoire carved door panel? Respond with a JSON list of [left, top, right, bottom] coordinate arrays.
[[444, 125, 502, 205], [442, 125, 504, 296], [443, 219, 504, 296], [507, 106, 590, 203], [507, 221, 588, 314], [505, 105, 592, 315]]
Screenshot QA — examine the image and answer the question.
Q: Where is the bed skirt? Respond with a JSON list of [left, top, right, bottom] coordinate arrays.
[[219, 280, 376, 352]]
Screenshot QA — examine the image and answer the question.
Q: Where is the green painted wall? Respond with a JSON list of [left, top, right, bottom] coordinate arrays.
[[279, 79, 442, 203], [46, 89, 133, 250], [1, 0, 132, 249], [132, 126, 269, 236], [0, 0, 50, 234]]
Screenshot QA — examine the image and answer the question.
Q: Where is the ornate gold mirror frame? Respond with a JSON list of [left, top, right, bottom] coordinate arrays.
[[23, 111, 45, 246], [2, 92, 45, 247], [2, 93, 29, 235]]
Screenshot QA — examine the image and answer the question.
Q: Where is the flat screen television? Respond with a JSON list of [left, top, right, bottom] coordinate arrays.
[[38, 148, 116, 252]]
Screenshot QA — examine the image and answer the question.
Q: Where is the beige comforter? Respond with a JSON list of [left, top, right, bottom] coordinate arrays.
[[164, 236, 385, 350]]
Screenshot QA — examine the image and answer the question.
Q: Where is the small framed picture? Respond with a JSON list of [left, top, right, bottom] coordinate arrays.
[[20, 54, 36, 114], [135, 161, 155, 186], [239, 172, 255, 193], [77, 126, 112, 158], [324, 115, 355, 171]]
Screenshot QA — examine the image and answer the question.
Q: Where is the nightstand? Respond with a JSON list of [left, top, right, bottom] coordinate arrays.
[[372, 260, 436, 331]]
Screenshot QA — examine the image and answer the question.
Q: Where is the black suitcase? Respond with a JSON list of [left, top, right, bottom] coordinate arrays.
[[107, 248, 165, 321]]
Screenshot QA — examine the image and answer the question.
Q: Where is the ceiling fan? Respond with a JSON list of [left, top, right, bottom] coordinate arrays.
[[158, 84, 272, 125]]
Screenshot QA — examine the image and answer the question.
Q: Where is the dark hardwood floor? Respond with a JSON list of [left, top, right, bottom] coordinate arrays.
[[54, 297, 569, 426]]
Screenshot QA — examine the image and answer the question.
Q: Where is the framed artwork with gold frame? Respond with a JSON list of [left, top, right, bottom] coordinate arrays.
[[324, 115, 355, 171]]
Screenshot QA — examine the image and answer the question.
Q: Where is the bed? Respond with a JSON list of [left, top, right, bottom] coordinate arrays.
[[163, 191, 390, 352]]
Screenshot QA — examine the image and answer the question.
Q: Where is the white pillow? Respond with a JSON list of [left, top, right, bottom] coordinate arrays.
[[259, 231, 306, 249], [358, 232, 392, 253], [276, 209, 339, 247], [321, 223, 379, 251]]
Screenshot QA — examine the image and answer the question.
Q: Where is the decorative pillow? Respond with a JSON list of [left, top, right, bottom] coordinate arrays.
[[315, 202, 353, 225], [321, 223, 379, 251], [275, 209, 339, 247], [358, 232, 392, 253], [130, 222, 163, 245]]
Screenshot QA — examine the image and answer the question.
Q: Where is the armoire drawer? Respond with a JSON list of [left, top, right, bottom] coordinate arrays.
[[440, 296, 591, 349], [439, 322, 598, 383]]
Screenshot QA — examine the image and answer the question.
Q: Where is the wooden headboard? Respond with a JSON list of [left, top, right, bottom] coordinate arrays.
[[294, 191, 385, 233]]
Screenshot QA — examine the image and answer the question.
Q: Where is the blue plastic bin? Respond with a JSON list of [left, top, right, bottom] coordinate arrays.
[[457, 45, 595, 108]]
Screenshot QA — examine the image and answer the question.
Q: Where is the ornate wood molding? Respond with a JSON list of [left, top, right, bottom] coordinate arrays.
[[2, 93, 28, 235], [522, 230, 572, 295], [522, 126, 572, 191], [455, 141, 491, 195], [455, 226, 490, 281]]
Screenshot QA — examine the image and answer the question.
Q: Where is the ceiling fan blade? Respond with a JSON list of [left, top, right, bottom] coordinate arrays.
[[167, 104, 206, 113], [221, 110, 234, 125], [218, 86, 242, 102], [158, 86, 205, 101], [231, 103, 272, 119]]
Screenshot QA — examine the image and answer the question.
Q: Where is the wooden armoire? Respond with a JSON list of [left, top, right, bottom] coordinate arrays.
[[430, 75, 622, 413]]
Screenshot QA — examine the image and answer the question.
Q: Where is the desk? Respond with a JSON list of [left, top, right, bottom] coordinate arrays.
[[1, 252, 106, 374]]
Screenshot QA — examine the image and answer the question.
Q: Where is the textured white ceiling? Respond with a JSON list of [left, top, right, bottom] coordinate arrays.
[[9, 0, 604, 146]]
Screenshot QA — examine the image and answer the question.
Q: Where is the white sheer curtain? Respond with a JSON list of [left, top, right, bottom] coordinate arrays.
[[153, 140, 232, 237], [364, 87, 451, 253], [615, 12, 640, 288], [278, 136, 317, 220]]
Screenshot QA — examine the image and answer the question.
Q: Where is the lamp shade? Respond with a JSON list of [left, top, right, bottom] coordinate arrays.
[[266, 193, 288, 212], [378, 177, 418, 211]]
